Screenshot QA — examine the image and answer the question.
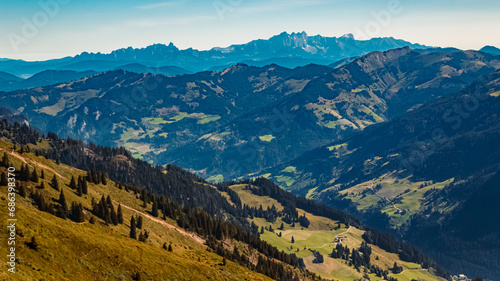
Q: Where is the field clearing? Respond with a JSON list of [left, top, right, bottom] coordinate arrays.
[[231, 183, 444, 281], [259, 135, 275, 142]]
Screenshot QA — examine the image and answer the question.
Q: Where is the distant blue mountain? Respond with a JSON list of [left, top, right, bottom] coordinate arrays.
[[481, 45, 500, 56], [113, 63, 191, 76], [0, 32, 430, 79], [0, 70, 97, 92]]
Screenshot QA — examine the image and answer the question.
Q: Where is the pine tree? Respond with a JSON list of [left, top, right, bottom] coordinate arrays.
[[57, 189, 68, 219], [101, 173, 107, 185], [168, 243, 173, 251], [70, 202, 85, 222], [110, 204, 118, 226], [222, 256, 227, 266], [117, 204, 124, 224], [30, 168, 38, 183], [79, 176, 88, 195], [76, 182, 83, 196], [69, 176, 77, 190], [291, 236, 295, 243], [137, 215, 143, 229], [163, 242, 168, 250], [1, 153, 10, 167], [51, 175, 59, 191], [39, 181, 45, 189], [152, 201, 159, 217], [0, 171, 7, 186], [40, 169, 45, 179], [130, 216, 137, 239], [20, 164, 30, 181]]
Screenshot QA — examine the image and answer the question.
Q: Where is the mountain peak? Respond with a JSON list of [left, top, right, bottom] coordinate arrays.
[[480, 45, 500, 56], [340, 33, 355, 40]]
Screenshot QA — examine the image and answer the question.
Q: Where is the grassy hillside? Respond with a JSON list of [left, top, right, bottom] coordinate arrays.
[[228, 184, 446, 281], [0, 140, 272, 281]]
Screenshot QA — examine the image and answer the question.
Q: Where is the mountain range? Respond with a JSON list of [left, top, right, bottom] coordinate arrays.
[[1, 47, 499, 181], [1, 32, 500, 279], [0, 32, 429, 80]]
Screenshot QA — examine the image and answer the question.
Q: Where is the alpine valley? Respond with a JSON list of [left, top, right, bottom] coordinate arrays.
[[1, 32, 499, 280]]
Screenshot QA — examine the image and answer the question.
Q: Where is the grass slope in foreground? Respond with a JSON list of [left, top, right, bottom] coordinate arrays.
[[0, 139, 272, 281]]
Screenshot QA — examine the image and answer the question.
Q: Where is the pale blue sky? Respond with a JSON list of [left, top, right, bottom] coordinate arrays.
[[1, 0, 499, 61]]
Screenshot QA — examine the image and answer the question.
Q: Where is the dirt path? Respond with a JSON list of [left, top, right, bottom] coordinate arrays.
[[116, 201, 206, 246], [0, 148, 67, 180], [337, 226, 351, 237]]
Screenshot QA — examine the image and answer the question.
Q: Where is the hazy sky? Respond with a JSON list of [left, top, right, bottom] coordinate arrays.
[[1, 0, 499, 61]]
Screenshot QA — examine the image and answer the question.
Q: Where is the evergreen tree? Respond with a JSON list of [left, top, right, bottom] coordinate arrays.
[[76, 182, 83, 196], [57, 190, 68, 219], [152, 201, 159, 217], [137, 215, 143, 229], [82, 178, 88, 194], [222, 256, 226, 266], [79, 176, 88, 195], [69, 176, 77, 190], [70, 202, 85, 222], [0, 171, 7, 186], [1, 153, 10, 167], [168, 243, 173, 251], [117, 204, 124, 224], [40, 169, 45, 179], [110, 204, 118, 226], [51, 175, 59, 190], [291, 236, 295, 243], [101, 172, 107, 185], [163, 242, 168, 250], [30, 168, 38, 183], [20, 164, 30, 181], [130, 216, 137, 239], [39, 181, 45, 189]]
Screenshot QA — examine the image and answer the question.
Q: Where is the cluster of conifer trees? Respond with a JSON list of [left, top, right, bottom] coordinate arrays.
[[91, 194, 124, 226]]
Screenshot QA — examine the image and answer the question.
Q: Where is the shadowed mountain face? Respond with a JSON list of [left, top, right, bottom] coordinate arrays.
[[480, 45, 500, 56], [261, 70, 500, 278], [0, 48, 499, 181], [0, 32, 428, 79]]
